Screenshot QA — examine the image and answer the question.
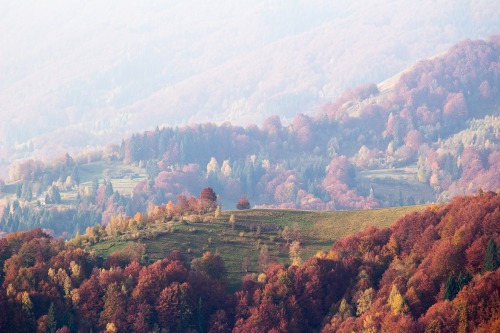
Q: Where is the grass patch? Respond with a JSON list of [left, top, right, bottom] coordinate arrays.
[[90, 205, 426, 289], [91, 240, 130, 258], [357, 165, 435, 203]]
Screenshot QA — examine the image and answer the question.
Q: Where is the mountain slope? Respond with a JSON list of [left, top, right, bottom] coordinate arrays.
[[1, 37, 498, 241], [1, 1, 499, 162]]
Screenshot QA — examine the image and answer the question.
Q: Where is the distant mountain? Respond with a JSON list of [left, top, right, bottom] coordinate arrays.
[[1, 1, 499, 164], [113, 37, 499, 209]]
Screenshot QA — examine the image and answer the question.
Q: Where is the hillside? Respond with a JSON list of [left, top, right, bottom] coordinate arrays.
[[88, 205, 424, 288], [0, 192, 497, 332], [1, 1, 499, 163], [1, 36, 498, 240]]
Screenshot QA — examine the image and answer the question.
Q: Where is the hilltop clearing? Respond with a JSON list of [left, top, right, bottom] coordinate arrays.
[[88, 205, 425, 288]]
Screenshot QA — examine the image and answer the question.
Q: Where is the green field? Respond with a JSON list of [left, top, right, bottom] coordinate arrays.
[[357, 165, 436, 204], [79, 161, 147, 197], [91, 205, 426, 289]]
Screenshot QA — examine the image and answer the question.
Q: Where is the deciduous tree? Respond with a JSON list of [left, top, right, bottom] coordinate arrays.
[[199, 187, 217, 212], [236, 196, 251, 210], [156, 282, 192, 332]]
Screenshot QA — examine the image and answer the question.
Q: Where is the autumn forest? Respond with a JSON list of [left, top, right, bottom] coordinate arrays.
[[0, 35, 498, 332], [0, 192, 498, 332]]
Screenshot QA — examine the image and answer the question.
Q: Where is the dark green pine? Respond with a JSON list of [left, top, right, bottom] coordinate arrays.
[[483, 238, 499, 273]]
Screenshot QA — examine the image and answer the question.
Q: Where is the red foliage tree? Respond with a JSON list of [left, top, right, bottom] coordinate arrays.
[[443, 92, 468, 121], [156, 282, 192, 332], [175, 194, 190, 215], [199, 187, 217, 212], [209, 309, 231, 333], [192, 252, 227, 281], [99, 282, 127, 332], [76, 273, 104, 331], [236, 196, 251, 210], [404, 129, 425, 152]]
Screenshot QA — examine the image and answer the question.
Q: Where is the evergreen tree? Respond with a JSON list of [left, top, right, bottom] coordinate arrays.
[[48, 186, 61, 204], [443, 274, 458, 300], [445, 271, 472, 301], [456, 271, 471, 289], [71, 166, 80, 185], [105, 181, 114, 198], [16, 183, 22, 199], [483, 238, 499, 272], [398, 190, 404, 206], [46, 302, 57, 333], [146, 160, 159, 181], [21, 182, 32, 202]]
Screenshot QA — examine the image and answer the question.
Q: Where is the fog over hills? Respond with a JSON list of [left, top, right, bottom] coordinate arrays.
[[1, 0, 498, 161]]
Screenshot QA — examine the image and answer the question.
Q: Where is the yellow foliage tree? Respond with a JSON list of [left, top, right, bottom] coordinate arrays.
[[134, 212, 142, 223], [229, 214, 236, 229], [166, 200, 175, 215], [338, 298, 352, 319], [381, 235, 400, 262], [289, 240, 302, 266], [214, 206, 221, 219], [356, 288, 375, 315], [388, 284, 408, 314]]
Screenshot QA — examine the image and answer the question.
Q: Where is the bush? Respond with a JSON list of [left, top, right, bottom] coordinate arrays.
[[203, 216, 214, 223], [187, 215, 202, 223]]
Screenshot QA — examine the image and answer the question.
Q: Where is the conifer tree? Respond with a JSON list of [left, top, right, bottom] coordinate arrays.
[[443, 274, 458, 300], [21, 182, 32, 202], [46, 302, 57, 333], [482, 238, 499, 272], [16, 183, 22, 199]]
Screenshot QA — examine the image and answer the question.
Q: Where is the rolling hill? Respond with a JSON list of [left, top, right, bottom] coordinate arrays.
[[88, 205, 426, 289]]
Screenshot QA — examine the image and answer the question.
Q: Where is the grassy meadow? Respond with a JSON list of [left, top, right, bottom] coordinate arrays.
[[91, 205, 426, 289]]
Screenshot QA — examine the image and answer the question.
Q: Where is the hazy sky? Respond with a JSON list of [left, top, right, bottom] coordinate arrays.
[[0, 0, 498, 160]]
